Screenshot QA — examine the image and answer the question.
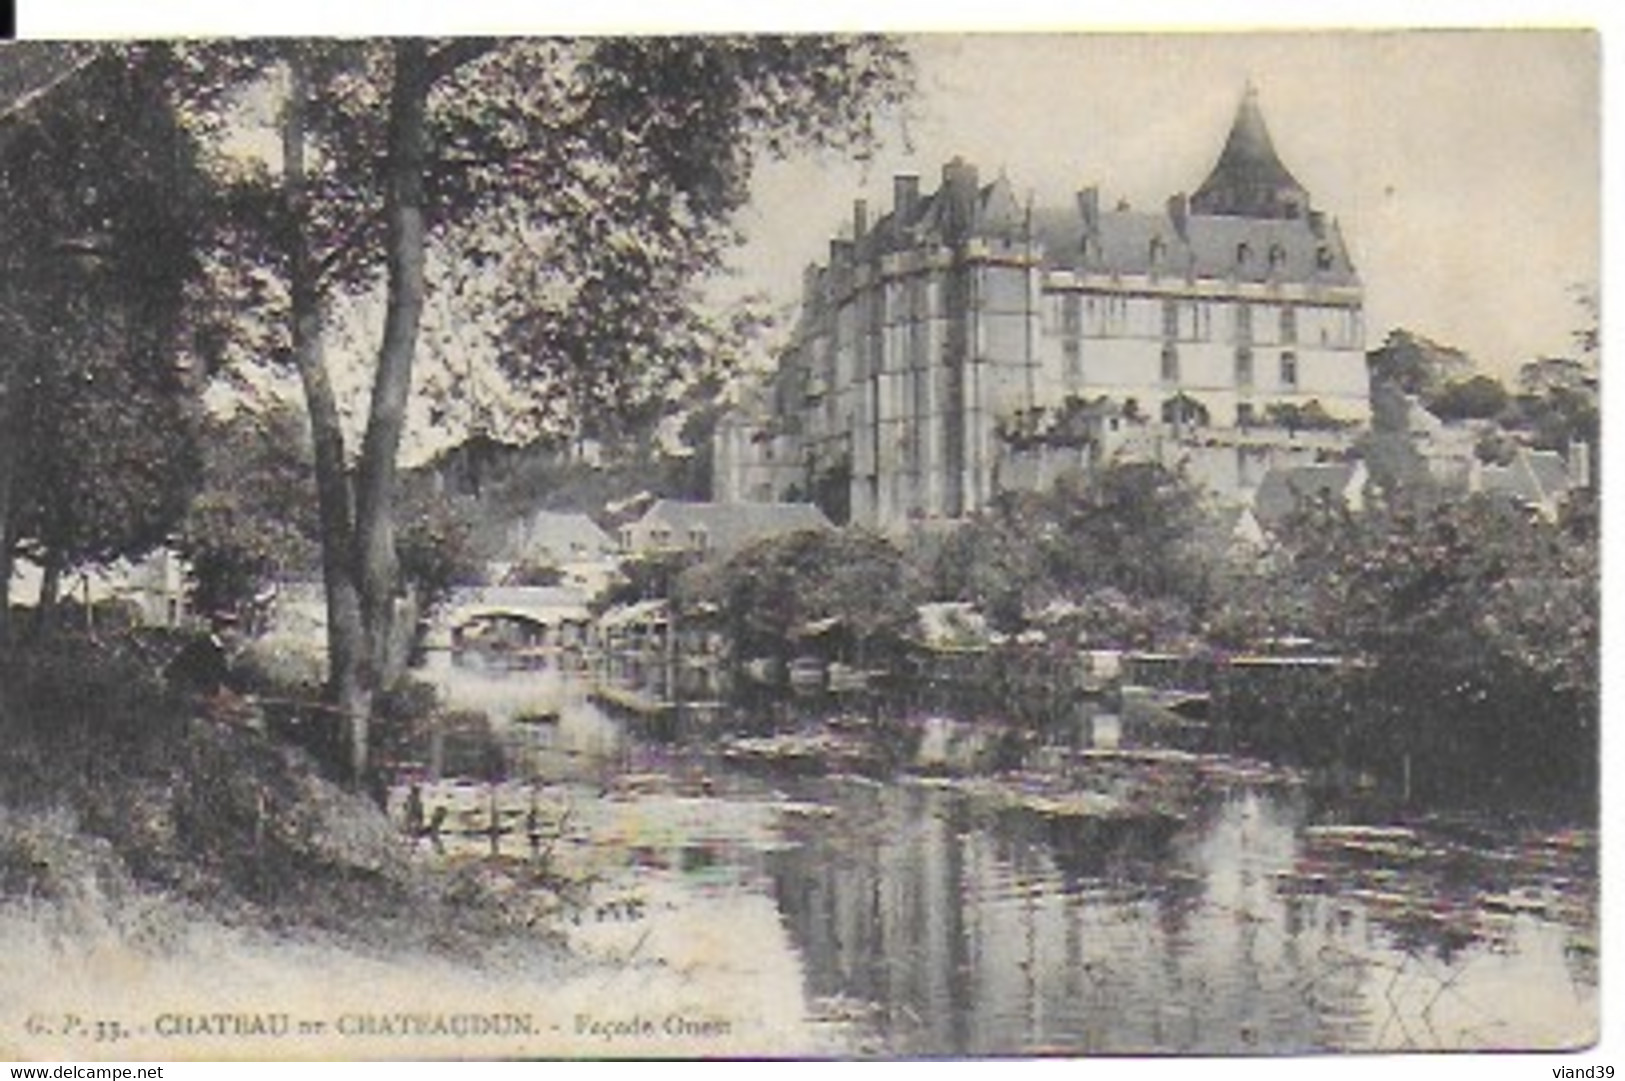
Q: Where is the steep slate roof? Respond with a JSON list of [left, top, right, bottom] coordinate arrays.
[[1191, 83, 1311, 220], [1031, 205, 1357, 286], [637, 500, 832, 555], [1252, 463, 1362, 527], [826, 87, 1356, 288], [852, 164, 1030, 262], [503, 510, 612, 564], [1481, 448, 1572, 510], [1524, 449, 1571, 496]]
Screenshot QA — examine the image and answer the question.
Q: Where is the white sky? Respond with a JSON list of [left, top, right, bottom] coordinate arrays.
[[727, 31, 1598, 380]]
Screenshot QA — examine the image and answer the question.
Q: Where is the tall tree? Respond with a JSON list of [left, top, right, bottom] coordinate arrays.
[[187, 38, 914, 782], [0, 45, 210, 638]]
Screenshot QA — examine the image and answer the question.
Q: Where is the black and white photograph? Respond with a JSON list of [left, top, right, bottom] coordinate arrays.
[[0, 22, 1603, 1064]]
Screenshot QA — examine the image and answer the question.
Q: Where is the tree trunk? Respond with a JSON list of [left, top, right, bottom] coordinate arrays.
[[282, 49, 371, 782], [0, 380, 14, 649], [0, 284, 23, 650], [35, 549, 61, 635], [354, 41, 432, 709]]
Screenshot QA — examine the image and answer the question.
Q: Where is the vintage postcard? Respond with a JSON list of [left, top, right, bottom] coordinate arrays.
[[0, 28, 1601, 1063]]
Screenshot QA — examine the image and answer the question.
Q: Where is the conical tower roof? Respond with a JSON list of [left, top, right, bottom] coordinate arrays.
[[1191, 83, 1310, 220]]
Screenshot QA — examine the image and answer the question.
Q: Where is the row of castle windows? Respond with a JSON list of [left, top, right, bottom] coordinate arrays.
[[1060, 343, 1299, 389], [1160, 345, 1297, 389], [1058, 296, 1305, 344]]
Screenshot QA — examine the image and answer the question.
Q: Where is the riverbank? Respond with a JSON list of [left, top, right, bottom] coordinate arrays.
[[0, 711, 831, 1059]]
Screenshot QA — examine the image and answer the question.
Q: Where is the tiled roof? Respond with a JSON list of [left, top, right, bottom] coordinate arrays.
[[1252, 463, 1361, 526], [1481, 448, 1572, 508], [637, 500, 832, 554], [1524, 450, 1570, 496], [503, 511, 612, 564], [1033, 205, 1357, 286]]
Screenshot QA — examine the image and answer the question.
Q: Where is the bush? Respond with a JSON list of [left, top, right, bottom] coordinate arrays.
[[0, 631, 187, 802]]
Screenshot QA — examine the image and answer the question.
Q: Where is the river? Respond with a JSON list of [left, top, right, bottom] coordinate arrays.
[[405, 649, 1599, 1057]]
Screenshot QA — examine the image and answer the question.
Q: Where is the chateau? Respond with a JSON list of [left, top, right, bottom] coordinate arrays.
[[714, 86, 1368, 530]]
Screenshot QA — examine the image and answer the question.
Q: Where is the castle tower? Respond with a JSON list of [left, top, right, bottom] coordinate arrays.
[[1191, 82, 1311, 220]]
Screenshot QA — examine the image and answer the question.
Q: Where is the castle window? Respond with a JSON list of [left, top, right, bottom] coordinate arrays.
[[1160, 343, 1180, 384], [1280, 351, 1299, 388], [1236, 402, 1255, 427], [1162, 299, 1180, 340], [1064, 338, 1082, 381], [1061, 293, 1082, 335], [1235, 302, 1253, 343], [1235, 346, 1254, 388], [1280, 306, 1297, 344]]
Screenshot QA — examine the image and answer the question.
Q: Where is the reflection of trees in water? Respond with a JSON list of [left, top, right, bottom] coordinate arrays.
[[764, 779, 1592, 1054]]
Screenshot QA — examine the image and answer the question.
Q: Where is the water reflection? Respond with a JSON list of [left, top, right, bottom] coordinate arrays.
[[415, 652, 1598, 1056]]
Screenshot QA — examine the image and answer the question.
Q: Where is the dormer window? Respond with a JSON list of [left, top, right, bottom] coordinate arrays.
[[1268, 244, 1286, 271], [1149, 236, 1167, 268], [1236, 242, 1252, 267], [1316, 246, 1334, 271]]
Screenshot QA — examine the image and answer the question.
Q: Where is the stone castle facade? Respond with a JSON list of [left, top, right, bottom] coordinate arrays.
[[715, 86, 1368, 530]]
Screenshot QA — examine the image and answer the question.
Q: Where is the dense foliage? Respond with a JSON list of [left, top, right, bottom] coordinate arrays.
[[0, 47, 214, 634], [929, 462, 1216, 636], [677, 528, 924, 663]]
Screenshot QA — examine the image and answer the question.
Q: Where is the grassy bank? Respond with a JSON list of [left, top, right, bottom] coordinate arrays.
[[0, 630, 579, 956]]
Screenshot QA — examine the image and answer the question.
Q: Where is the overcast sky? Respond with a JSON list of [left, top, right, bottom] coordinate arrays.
[[728, 31, 1598, 380]]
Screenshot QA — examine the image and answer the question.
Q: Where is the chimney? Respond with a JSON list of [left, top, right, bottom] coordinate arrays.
[[1077, 186, 1100, 233], [829, 238, 854, 266], [894, 174, 920, 220], [1167, 193, 1189, 239], [942, 156, 980, 239], [853, 198, 869, 240]]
